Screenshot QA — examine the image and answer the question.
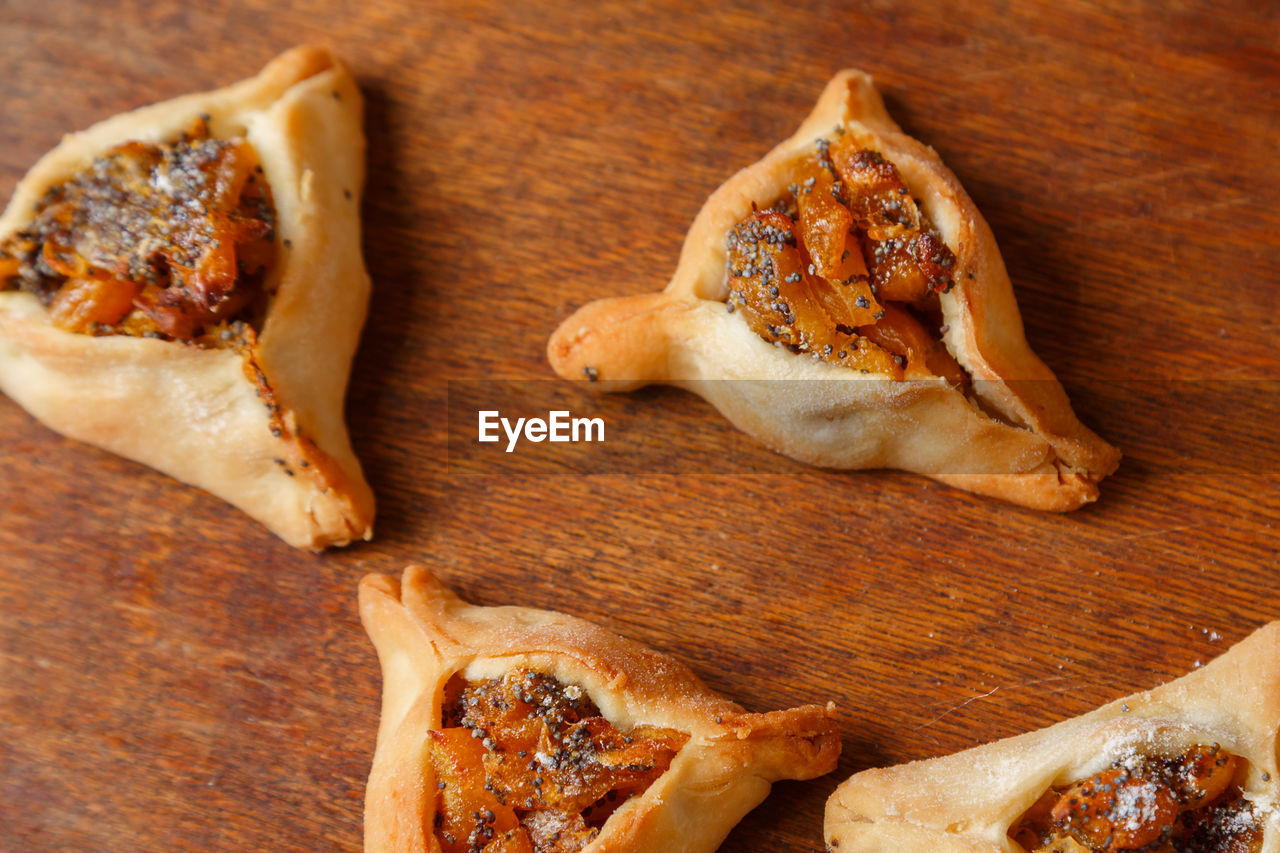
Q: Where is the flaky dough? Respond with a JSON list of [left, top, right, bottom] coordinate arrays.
[[825, 622, 1280, 852], [547, 70, 1120, 511], [358, 566, 841, 853], [0, 46, 373, 549]]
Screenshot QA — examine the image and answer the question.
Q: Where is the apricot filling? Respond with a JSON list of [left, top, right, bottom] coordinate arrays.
[[1009, 744, 1263, 853], [429, 668, 688, 853], [725, 134, 965, 384], [0, 117, 276, 347]]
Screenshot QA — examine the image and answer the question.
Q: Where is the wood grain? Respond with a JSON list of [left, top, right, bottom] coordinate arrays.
[[1, 1, 1278, 850]]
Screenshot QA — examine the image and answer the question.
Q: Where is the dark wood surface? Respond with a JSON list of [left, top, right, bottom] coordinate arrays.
[[2, 1, 1278, 850]]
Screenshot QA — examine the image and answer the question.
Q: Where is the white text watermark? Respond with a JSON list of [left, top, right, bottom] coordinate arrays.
[[477, 410, 605, 453]]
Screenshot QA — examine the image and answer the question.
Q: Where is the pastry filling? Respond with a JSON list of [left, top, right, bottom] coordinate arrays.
[[1009, 743, 1263, 853], [430, 668, 688, 853], [725, 134, 965, 383], [0, 117, 276, 347]]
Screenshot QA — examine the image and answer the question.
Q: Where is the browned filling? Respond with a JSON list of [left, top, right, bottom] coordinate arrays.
[[1009, 743, 1263, 853], [0, 117, 276, 347], [726, 135, 965, 384], [429, 668, 688, 853]]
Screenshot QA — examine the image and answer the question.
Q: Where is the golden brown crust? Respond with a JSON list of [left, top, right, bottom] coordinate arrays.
[[358, 566, 841, 853], [0, 46, 374, 548], [824, 622, 1280, 852], [547, 70, 1120, 511]]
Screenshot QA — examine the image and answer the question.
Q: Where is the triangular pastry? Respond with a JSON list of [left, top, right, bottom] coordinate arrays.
[[547, 70, 1120, 511], [0, 46, 373, 548], [825, 622, 1280, 852], [358, 566, 841, 852]]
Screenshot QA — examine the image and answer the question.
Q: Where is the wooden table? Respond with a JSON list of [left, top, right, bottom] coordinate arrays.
[[2, 1, 1277, 850]]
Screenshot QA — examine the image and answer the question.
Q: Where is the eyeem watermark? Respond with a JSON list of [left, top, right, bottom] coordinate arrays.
[[477, 410, 605, 453]]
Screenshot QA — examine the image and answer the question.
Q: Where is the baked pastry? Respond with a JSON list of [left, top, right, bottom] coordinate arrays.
[[824, 622, 1280, 852], [359, 566, 841, 852], [547, 70, 1120, 511], [0, 46, 373, 548]]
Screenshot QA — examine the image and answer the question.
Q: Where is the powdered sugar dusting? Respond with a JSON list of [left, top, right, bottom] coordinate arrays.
[[1110, 777, 1169, 834]]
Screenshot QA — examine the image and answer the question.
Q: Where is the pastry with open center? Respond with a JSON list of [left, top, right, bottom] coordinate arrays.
[[1010, 742, 1260, 853], [0, 46, 373, 548], [823, 622, 1280, 852], [359, 567, 841, 852], [547, 70, 1120, 510]]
